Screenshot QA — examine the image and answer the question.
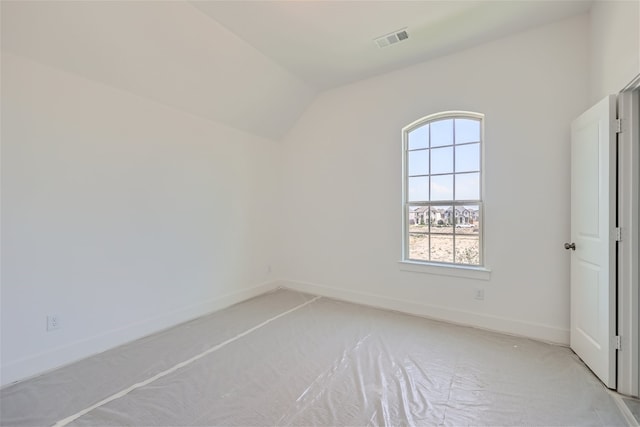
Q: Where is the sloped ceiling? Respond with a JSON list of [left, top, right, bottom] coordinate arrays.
[[1, 1, 316, 140], [194, 0, 593, 90], [1, 1, 592, 140]]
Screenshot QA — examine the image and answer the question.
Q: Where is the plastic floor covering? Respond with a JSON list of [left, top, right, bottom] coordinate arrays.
[[0, 289, 630, 426], [623, 398, 640, 424]]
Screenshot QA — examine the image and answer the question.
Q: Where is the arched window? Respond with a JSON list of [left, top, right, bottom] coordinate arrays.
[[402, 112, 484, 266]]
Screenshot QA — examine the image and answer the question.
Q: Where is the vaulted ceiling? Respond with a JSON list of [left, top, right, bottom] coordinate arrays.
[[193, 0, 592, 90], [1, 1, 592, 140]]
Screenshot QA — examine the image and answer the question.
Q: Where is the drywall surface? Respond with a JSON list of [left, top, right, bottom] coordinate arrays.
[[280, 15, 590, 344], [589, 0, 640, 101], [0, 1, 315, 140], [1, 52, 280, 386]]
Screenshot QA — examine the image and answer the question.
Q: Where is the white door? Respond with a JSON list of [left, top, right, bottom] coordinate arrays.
[[569, 95, 617, 389]]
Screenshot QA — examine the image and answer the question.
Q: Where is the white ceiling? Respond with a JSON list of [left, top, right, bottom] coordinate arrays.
[[2, 1, 593, 139], [192, 0, 593, 90], [1, 1, 316, 140]]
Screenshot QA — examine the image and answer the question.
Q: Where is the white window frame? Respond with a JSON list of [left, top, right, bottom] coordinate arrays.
[[400, 111, 490, 279]]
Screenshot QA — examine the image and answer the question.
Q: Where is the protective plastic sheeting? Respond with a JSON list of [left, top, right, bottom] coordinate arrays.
[[1, 290, 629, 426], [1, 289, 315, 426], [622, 397, 640, 423]]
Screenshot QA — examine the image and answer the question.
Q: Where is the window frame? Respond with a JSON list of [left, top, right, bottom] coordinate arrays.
[[401, 111, 486, 270]]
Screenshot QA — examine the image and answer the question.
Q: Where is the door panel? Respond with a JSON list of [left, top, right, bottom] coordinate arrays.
[[570, 95, 616, 389]]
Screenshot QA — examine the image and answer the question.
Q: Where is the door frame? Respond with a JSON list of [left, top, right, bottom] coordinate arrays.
[[617, 74, 640, 397]]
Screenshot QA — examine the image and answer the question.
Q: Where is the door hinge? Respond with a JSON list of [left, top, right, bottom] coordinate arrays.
[[615, 335, 622, 351], [615, 118, 622, 133], [615, 227, 622, 242]]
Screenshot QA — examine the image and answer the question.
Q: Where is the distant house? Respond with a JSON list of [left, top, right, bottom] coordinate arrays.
[[409, 206, 430, 225], [444, 206, 479, 225], [409, 206, 450, 226], [430, 208, 444, 225], [410, 206, 478, 226]]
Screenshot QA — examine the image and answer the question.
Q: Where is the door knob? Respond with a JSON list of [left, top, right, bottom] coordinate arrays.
[[564, 242, 576, 250]]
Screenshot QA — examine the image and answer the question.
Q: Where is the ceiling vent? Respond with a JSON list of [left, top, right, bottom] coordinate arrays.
[[374, 28, 409, 48]]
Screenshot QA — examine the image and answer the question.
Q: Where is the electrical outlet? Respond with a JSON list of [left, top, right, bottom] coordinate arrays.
[[47, 315, 60, 331], [474, 289, 485, 301]]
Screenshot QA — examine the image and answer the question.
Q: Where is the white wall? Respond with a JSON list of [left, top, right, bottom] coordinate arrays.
[[279, 15, 590, 344], [1, 52, 280, 385], [589, 0, 640, 101], [1, 1, 316, 140], [0, 4, 609, 387]]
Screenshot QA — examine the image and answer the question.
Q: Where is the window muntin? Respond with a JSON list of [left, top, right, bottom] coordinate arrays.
[[403, 112, 483, 267]]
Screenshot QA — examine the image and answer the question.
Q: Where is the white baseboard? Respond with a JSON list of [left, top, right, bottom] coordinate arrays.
[[279, 279, 570, 345], [1, 281, 279, 387], [2, 279, 569, 387]]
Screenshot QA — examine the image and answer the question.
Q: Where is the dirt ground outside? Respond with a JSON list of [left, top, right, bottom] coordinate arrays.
[[408, 225, 480, 265]]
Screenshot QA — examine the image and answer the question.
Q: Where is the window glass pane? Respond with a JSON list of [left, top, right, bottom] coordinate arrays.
[[408, 176, 428, 201], [408, 205, 431, 227], [455, 235, 480, 265], [454, 204, 480, 265], [455, 173, 480, 200], [408, 150, 429, 176], [453, 205, 479, 229], [430, 234, 454, 263], [428, 206, 448, 229], [455, 119, 480, 144], [430, 119, 453, 147], [431, 205, 452, 231], [459, 204, 480, 233], [408, 204, 430, 261], [430, 174, 453, 201], [408, 125, 428, 150], [409, 233, 430, 261], [431, 146, 453, 175], [455, 143, 480, 172]]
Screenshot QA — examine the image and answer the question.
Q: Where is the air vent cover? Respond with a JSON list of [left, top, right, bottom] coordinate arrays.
[[374, 28, 409, 48]]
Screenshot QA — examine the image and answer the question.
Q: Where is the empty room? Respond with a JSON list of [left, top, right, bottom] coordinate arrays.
[[2, 0, 640, 425]]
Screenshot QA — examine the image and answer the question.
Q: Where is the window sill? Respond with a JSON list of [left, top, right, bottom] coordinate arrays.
[[398, 260, 491, 281]]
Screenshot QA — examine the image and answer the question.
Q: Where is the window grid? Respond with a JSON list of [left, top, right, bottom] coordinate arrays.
[[403, 113, 483, 267], [406, 202, 483, 265]]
